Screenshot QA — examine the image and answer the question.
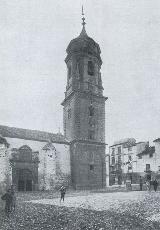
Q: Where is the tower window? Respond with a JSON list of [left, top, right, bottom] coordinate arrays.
[[76, 63, 80, 79], [89, 117, 95, 128], [68, 109, 71, 119], [88, 130, 95, 140], [68, 66, 72, 79], [90, 164, 94, 171], [88, 61, 94, 76], [89, 105, 94, 116]]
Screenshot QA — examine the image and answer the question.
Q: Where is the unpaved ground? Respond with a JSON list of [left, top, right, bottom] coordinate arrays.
[[28, 191, 149, 211], [1, 190, 160, 230]]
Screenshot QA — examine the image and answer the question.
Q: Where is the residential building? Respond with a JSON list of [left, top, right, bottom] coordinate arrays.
[[109, 138, 160, 185]]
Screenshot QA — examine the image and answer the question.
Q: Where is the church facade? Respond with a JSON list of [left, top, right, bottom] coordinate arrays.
[[0, 15, 107, 191], [0, 126, 71, 191]]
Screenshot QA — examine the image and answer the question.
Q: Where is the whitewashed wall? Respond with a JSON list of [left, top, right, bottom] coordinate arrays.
[[0, 143, 12, 194], [0, 137, 71, 190]]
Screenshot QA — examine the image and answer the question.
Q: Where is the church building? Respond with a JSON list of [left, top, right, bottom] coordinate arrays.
[[0, 12, 107, 191]]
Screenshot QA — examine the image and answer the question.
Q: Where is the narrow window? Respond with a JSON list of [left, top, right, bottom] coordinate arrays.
[[68, 109, 71, 119], [149, 153, 153, 158], [146, 164, 150, 172], [88, 130, 95, 140], [112, 148, 115, 155], [88, 61, 94, 76], [90, 164, 94, 171], [68, 66, 71, 79], [118, 155, 121, 164], [111, 157, 115, 165], [88, 117, 95, 128], [118, 146, 121, 154], [89, 105, 94, 116], [128, 146, 132, 151]]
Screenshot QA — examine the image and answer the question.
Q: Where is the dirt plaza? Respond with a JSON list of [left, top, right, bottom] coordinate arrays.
[[1, 190, 160, 229]]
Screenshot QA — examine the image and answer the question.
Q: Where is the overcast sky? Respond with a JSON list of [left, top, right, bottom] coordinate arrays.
[[0, 0, 160, 146]]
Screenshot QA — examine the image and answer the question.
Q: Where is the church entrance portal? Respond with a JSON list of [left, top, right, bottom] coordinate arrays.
[[17, 169, 33, 191], [10, 145, 39, 191]]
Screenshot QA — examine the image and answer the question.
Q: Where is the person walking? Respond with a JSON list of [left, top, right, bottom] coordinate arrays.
[[139, 176, 143, 191], [153, 179, 158, 192], [1, 189, 12, 216], [60, 185, 66, 203]]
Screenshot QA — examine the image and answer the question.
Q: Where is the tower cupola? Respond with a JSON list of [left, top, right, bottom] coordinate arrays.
[[64, 8, 104, 100], [66, 12, 102, 65]]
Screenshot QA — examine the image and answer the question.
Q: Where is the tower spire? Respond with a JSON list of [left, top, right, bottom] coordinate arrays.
[[82, 5, 86, 28], [80, 5, 87, 37]]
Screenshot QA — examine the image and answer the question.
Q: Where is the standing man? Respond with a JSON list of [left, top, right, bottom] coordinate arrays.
[[10, 185, 16, 211], [139, 176, 143, 191], [1, 189, 12, 216], [60, 185, 66, 203], [153, 179, 158, 192]]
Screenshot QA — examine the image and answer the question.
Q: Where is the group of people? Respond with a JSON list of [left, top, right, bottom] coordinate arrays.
[[1, 185, 16, 216], [140, 176, 159, 191]]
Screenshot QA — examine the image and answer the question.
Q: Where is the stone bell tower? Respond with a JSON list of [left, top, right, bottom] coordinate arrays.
[[62, 9, 107, 189]]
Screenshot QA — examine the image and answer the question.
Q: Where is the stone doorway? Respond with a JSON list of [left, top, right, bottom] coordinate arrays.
[[17, 169, 33, 191], [10, 145, 39, 191]]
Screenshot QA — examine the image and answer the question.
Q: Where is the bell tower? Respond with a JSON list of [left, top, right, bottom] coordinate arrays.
[[62, 8, 107, 189]]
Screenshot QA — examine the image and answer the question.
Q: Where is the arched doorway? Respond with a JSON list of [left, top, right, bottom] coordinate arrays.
[[10, 145, 39, 191]]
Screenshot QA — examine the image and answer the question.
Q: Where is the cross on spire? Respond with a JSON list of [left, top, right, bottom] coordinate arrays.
[[82, 5, 86, 28], [79, 5, 87, 37]]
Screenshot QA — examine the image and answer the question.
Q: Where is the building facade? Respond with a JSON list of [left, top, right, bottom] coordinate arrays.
[[109, 138, 160, 185], [0, 13, 107, 191], [0, 126, 71, 192]]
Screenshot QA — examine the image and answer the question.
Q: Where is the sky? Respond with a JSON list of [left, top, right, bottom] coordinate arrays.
[[0, 0, 160, 147]]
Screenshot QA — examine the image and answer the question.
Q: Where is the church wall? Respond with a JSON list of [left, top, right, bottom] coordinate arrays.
[[0, 144, 12, 195], [0, 144, 7, 184], [3, 137, 70, 190], [5, 137, 46, 151], [154, 142, 160, 170]]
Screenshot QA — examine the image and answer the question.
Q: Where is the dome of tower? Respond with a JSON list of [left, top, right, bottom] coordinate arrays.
[[66, 26, 102, 64]]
